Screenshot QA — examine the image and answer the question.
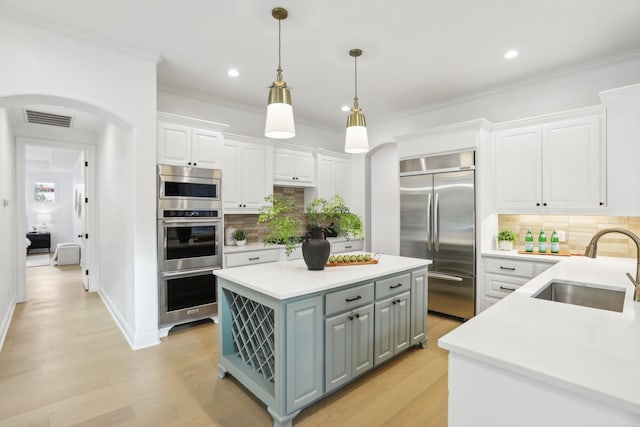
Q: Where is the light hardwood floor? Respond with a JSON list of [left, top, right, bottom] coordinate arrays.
[[0, 264, 461, 426]]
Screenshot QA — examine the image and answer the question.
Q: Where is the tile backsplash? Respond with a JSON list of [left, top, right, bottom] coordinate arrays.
[[498, 214, 640, 258], [224, 186, 306, 244]]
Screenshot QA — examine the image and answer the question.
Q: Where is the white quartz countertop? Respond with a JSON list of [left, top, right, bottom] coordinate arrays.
[[214, 254, 430, 300], [439, 256, 640, 414], [482, 248, 572, 262]]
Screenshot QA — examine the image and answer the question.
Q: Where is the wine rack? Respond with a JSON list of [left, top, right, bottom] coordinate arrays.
[[228, 291, 276, 383]]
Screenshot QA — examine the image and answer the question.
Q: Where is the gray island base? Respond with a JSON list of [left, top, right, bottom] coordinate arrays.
[[214, 255, 431, 427]]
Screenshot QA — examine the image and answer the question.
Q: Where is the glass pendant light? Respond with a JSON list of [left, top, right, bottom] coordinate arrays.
[[344, 48, 369, 154], [265, 7, 295, 139]]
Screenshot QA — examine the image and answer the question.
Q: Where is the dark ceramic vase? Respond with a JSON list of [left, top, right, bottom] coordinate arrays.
[[302, 228, 330, 270]]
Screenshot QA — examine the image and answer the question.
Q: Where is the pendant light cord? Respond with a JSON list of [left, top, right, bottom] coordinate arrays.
[[276, 18, 283, 78], [353, 54, 359, 107]]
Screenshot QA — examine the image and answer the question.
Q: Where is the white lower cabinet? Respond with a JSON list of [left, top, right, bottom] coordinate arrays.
[[481, 255, 557, 311], [330, 239, 363, 254], [224, 249, 279, 268]]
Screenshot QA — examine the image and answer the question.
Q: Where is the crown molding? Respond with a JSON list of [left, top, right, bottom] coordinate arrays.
[[1, 11, 161, 64], [378, 48, 640, 127]]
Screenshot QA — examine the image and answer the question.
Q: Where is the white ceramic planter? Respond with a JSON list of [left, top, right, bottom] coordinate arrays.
[[498, 240, 514, 251]]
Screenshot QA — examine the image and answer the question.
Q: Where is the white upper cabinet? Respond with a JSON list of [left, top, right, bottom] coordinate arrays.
[[315, 153, 350, 204], [273, 146, 315, 186], [494, 109, 605, 212], [157, 113, 229, 170], [222, 136, 273, 213]]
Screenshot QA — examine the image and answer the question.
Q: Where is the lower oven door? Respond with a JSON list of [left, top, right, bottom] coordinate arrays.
[[159, 268, 218, 326], [158, 218, 222, 271]]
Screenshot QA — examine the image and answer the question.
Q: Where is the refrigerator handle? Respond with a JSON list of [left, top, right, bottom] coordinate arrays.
[[426, 192, 432, 251], [428, 271, 463, 282], [434, 192, 440, 251]]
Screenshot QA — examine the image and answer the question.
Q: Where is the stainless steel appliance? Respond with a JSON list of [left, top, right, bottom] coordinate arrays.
[[157, 164, 221, 213], [157, 165, 222, 328], [158, 267, 219, 326], [400, 151, 476, 319], [157, 209, 222, 271]]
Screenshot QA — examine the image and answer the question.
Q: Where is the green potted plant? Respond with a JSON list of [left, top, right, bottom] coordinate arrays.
[[232, 229, 248, 246], [258, 194, 364, 269], [497, 229, 517, 250]]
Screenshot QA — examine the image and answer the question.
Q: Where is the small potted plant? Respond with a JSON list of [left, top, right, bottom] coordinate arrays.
[[233, 229, 248, 246], [497, 229, 517, 251]]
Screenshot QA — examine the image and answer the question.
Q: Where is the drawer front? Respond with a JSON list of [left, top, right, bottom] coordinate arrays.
[[330, 240, 363, 253], [375, 273, 411, 300], [484, 257, 534, 278], [325, 282, 374, 316], [484, 273, 529, 299], [225, 249, 279, 268]]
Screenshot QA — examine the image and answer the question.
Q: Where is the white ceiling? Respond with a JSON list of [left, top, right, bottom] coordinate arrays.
[[2, 0, 640, 132]]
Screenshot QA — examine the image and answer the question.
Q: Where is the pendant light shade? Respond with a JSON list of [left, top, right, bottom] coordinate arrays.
[[265, 7, 295, 139], [344, 48, 369, 154]]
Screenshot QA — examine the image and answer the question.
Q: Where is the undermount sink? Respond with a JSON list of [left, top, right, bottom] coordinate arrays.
[[532, 280, 626, 313]]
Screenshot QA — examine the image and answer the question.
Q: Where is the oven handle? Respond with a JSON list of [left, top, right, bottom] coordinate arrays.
[[161, 268, 218, 278], [162, 218, 222, 224]]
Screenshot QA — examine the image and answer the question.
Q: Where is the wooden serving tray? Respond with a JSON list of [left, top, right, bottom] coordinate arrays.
[[326, 253, 380, 267], [517, 250, 572, 257]]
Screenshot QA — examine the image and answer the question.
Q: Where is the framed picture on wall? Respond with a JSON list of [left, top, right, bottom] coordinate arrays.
[[34, 182, 55, 203]]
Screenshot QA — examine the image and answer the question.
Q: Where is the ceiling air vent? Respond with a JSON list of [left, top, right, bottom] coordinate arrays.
[[25, 110, 73, 128]]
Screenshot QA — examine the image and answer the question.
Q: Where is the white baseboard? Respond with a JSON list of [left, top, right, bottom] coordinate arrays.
[[98, 289, 160, 350], [0, 297, 16, 352]]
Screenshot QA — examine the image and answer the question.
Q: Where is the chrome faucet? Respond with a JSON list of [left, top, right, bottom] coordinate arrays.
[[585, 228, 640, 302]]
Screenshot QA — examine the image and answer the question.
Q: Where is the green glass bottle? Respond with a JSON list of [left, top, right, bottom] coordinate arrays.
[[538, 229, 547, 253], [550, 229, 560, 253], [524, 229, 534, 252]]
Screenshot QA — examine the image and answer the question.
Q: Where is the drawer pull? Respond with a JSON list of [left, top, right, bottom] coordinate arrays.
[[499, 266, 516, 271], [390, 283, 403, 289], [345, 295, 362, 302], [499, 286, 516, 292], [248, 257, 260, 261], [344, 245, 353, 249]]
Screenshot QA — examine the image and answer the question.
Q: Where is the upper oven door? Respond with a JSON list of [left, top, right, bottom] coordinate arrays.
[[158, 218, 222, 271]]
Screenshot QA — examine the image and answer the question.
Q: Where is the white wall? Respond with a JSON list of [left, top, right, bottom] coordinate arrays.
[[25, 169, 74, 249], [0, 109, 16, 350], [0, 17, 159, 349], [158, 89, 345, 152], [97, 123, 135, 337]]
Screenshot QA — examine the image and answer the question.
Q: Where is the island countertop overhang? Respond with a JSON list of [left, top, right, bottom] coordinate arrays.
[[214, 254, 431, 300]]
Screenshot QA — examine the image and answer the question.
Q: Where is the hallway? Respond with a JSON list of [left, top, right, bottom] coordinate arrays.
[[0, 265, 461, 426]]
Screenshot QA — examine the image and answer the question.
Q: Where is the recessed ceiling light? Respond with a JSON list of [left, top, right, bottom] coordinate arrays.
[[227, 69, 240, 77], [504, 50, 519, 60], [341, 105, 350, 112]]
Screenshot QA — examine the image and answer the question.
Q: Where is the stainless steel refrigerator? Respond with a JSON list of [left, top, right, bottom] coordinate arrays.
[[400, 152, 475, 319]]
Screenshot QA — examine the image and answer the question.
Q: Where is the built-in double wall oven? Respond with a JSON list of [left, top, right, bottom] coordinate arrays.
[[157, 165, 222, 327]]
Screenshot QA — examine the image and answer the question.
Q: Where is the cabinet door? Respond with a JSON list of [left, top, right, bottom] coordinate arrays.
[[351, 304, 374, 378], [316, 156, 337, 201], [191, 129, 222, 169], [286, 296, 324, 412], [495, 126, 542, 210], [222, 141, 243, 209], [274, 149, 295, 182], [542, 117, 603, 210], [374, 298, 393, 365], [410, 269, 427, 345], [158, 123, 191, 166], [393, 291, 411, 354], [335, 158, 350, 206], [325, 312, 352, 393], [241, 143, 267, 210], [293, 151, 315, 184]]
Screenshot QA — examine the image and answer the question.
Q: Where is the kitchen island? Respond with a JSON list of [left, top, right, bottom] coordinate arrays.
[[214, 254, 430, 427], [439, 256, 640, 427]]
